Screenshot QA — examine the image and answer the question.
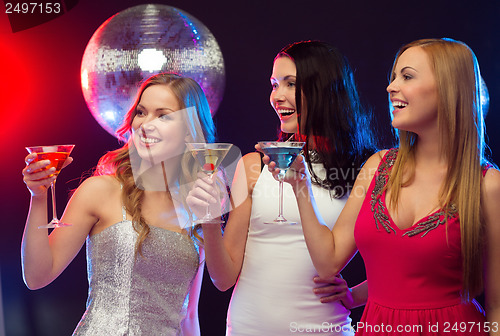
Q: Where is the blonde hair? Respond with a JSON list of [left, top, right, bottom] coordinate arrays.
[[96, 73, 216, 255], [387, 38, 486, 300]]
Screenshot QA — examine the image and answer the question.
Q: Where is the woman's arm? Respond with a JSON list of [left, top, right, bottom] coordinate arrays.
[[22, 155, 108, 289], [266, 151, 384, 279], [348, 280, 369, 308], [22, 153, 58, 288], [483, 168, 500, 335], [188, 152, 261, 291]]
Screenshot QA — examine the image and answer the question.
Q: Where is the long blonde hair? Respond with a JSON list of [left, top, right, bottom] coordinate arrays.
[[386, 38, 487, 300], [95, 73, 216, 254]]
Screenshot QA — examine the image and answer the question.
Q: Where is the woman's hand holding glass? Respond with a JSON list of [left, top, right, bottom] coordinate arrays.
[[23, 146, 75, 229], [256, 143, 309, 191], [23, 153, 73, 197], [186, 172, 224, 223]]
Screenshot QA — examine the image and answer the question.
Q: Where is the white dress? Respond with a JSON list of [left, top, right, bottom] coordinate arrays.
[[227, 163, 354, 335]]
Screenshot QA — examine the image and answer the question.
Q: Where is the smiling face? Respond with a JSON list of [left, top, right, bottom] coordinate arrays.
[[131, 84, 187, 163], [270, 56, 298, 134], [387, 46, 439, 135]]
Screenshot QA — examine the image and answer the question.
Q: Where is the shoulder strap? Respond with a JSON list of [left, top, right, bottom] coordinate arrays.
[[121, 207, 127, 221], [482, 163, 493, 177], [119, 184, 127, 221]]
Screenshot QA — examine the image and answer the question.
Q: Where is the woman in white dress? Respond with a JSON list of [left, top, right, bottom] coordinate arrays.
[[188, 41, 376, 335]]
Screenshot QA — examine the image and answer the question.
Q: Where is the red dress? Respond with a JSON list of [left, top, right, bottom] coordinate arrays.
[[354, 149, 489, 336]]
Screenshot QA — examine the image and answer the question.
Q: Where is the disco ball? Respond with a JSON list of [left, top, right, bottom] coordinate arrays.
[[81, 4, 225, 137]]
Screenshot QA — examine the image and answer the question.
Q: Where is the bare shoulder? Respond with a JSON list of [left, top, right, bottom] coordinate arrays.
[[77, 174, 120, 196], [242, 152, 262, 169], [70, 175, 122, 210], [357, 150, 388, 181], [60, 175, 122, 232], [483, 167, 500, 200], [482, 168, 500, 232], [363, 149, 388, 169], [241, 152, 262, 182]]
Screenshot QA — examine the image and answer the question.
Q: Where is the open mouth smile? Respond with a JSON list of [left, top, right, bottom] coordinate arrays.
[[392, 101, 408, 110], [139, 135, 161, 144], [278, 109, 295, 117]]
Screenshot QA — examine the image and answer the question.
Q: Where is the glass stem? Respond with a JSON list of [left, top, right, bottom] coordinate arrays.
[[51, 180, 58, 222], [205, 173, 214, 220], [205, 203, 211, 219], [277, 170, 285, 221]]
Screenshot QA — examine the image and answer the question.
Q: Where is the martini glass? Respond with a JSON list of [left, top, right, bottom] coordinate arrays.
[[258, 141, 305, 224], [25, 145, 75, 229], [187, 143, 233, 224]]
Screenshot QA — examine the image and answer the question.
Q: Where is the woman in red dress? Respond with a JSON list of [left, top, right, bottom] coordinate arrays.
[[264, 38, 500, 335]]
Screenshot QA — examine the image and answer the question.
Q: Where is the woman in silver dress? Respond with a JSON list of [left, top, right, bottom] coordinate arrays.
[[21, 73, 216, 335]]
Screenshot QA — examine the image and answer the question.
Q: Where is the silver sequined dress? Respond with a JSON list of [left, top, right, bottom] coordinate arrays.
[[73, 208, 200, 335]]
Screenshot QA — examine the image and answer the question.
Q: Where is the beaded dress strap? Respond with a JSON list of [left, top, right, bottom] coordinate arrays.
[[119, 184, 127, 221], [371, 148, 458, 238], [121, 207, 127, 221], [483, 163, 493, 177]]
